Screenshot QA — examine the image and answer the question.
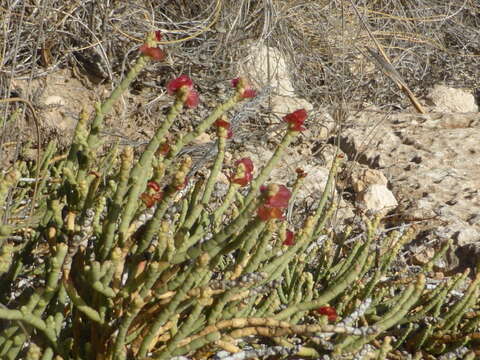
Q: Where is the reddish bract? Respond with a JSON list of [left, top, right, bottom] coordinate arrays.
[[235, 158, 254, 173], [283, 230, 295, 246], [167, 75, 199, 108], [231, 77, 256, 99], [257, 206, 284, 221], [167, 75, 194, 95], [140, 191, 163, 208], [184, 89, 199, 108], [154, 30, 162, 42], [157, 142, 170, 156], [147, 181, 161, 192], [316, 306, 337, 322], [175, 177, 188, 191], [139, 44, 166, 61], [214, 119, 233, 139], [261, 184, 291, 208], [230, 158, 254, 186], [283, 109, 307, 131], [257, 184, 291, 221]]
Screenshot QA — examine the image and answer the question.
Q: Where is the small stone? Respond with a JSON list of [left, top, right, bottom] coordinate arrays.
[[455, 227, 479, 247], [44, 95, 65, 106], [357, 184, 398, 214], [427, 84, 478, 113]]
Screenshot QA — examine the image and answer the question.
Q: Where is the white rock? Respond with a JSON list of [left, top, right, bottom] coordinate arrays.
[[350, 167, 388, 193], [44, 95, 66, 106], [427, 84, 478, 113], [238, 42, 313, 116], [270, 95, 313, 115], [240, 42, 295, 95], [357, 184, 398, 213]]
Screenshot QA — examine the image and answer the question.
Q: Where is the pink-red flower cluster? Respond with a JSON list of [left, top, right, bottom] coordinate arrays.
[[140, 181, 163, 208], [283, 109, 307, 131], [230, 158, 254, 186], [257, 184, 291, 221], [214, 119, 233, 139], [231, 77, 256, 99], [139, 31, 166, 61], [315, 306, 337, 322], [167, 75, 199, 108], [283, 229, 295, 246]]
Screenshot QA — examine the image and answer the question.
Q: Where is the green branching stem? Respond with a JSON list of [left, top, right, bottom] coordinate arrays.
[[117, 99, 184, 247], [99, 148, 134, 259], [338, 274, 426, 354], [171, 196, 260, 264], [162, 95, 240, 170], [273, 236, 371, 321], [241, 130, 297, 210], [137, 269, 197, 357], [63, 278, 104, 325]]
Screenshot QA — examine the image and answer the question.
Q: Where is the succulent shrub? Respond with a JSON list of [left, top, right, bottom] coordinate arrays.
[[0, 32, 479, 360]]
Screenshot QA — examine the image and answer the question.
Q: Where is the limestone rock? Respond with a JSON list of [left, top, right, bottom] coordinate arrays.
[[349, 166, 388, 193], [238, 43, 313, 116], [357, 184, 398, 214], [427, 84, 478, 113], [337, 108, 480, 272]]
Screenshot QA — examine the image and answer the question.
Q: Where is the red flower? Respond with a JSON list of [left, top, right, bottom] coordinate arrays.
[[257, 206, 284, 221], [184, 90, 199, 108], [140, 191, 163, 208], [167, 75, 193, 94], [230, 158, 254, 186], [257, 184, 291, 221], [141, 179, 164, 207], [139, 44, 166, 61], [236, 158, 254, 173], [283, 230, 295, 246], [283, 109, 307, 131], [231, 77, 256, 99], [167, 75, 199, 108], [214, 119, 233, 139], [316, 306, 337, 322], [147, 181, 161, 192], [260, 184, 291, 208]]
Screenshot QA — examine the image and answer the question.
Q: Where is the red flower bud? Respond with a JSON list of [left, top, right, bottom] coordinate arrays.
[[147, 181, 161, 192], [167, 75, 193, 94], [175, 177, 188, 191], [283, 230, 295, 246], [184, 90, 199, 108], [231, 77, 256, 99], [154, 30, 162, 42], [235, 158, 254, 173], [139, 44, 166, 61], [157, 142, 170, 156], [140, 191, 163, 208], [283, 109, 307, 131], [315, 306, 337, 322], [214, 119, 233, 139]]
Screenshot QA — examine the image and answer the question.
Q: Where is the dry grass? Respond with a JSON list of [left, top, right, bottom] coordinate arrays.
[[0, 0, 479, 164]]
